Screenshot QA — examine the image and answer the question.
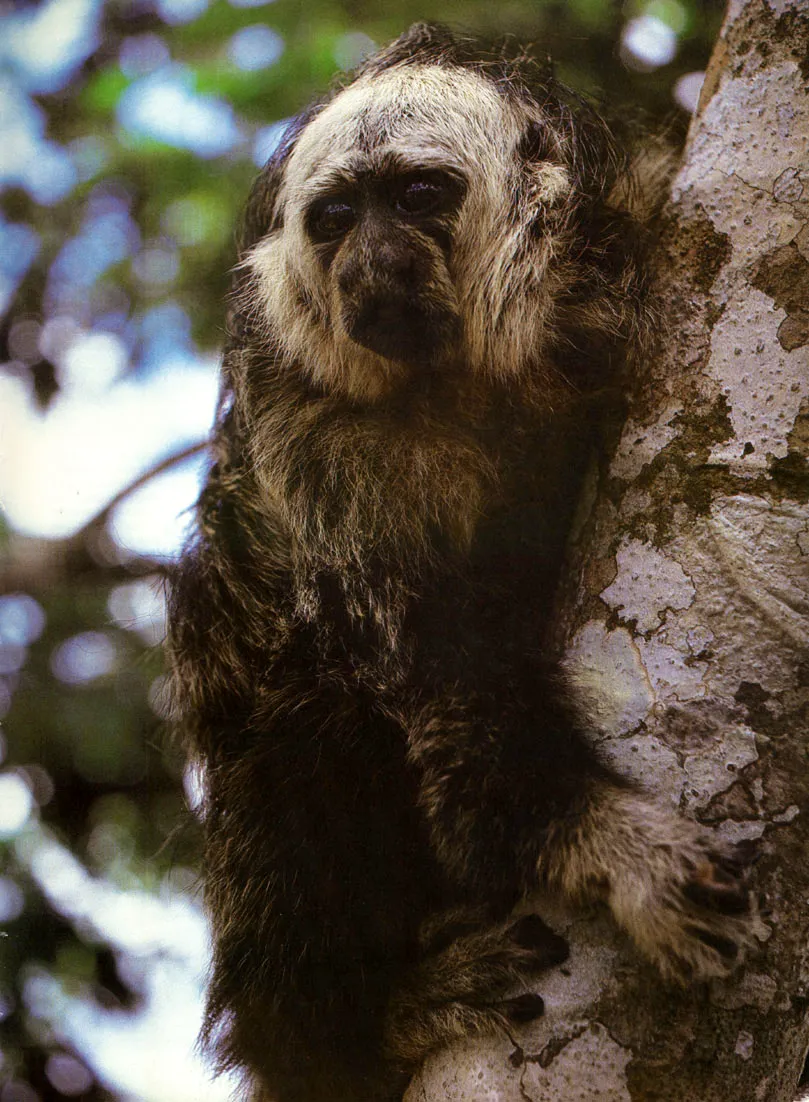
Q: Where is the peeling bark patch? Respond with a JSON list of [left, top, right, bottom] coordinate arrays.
[[600, 539, 696, 634], [735, 1030, 755, 1060], [682, 724, 759, 811], [709, 494, 809, 647], [711, 970, 778, 1012], [521, 1023, 631, 1101], [685, 210, 732, 294], [734, 680, 780, 736], [773, 9, 809, 82], [750, 243, 809, 343], [704, 778, 759, 821], [535, 1026, 588, 1069], [768, 450, 809, 501], [407, 1039, 527, 1100], [707, 289, 809, 468], [734, 681, 771, 708], [598, 734, 683, 804], [616, 396, 737, 543], [564, 623, 654, 736], [769, 399, 809, 501], [771, 804, 799, 823], [773, 167, 805, 204], [659, 698, 749, 752], [777, 311, 809, 351], [637, 636, 708, 703], [784, 397, 809, 453], [610, 404, 684, 482]]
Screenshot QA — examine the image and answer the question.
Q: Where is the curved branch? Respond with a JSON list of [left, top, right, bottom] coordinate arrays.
[[1, 441, 208, 592]]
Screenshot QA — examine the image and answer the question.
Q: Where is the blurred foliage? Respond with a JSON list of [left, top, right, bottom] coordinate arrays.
[[0, 0, 724, 1098]]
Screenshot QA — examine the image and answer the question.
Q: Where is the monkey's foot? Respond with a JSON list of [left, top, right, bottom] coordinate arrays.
[[384, 912, 568, 1066]]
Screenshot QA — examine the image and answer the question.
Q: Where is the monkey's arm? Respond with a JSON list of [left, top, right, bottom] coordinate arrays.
[[402, 682, 754, 983]]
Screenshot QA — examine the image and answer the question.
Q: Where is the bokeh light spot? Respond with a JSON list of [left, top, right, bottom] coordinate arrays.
[[117, 66, 241, 158], [156, 0, 209, 23], [132, 245, 180, 288], [0, 594, 46, 647], [0, 877, 25, 922], [0, 221, 40, 315], [674, 71, 705, 113], [110, 452, 209, 560], [0, 773, 35, 837], [620, 15, 677, 71], [60, 331, 129, 393], [119, 34, 171, 77], [50, 632, 116, 685], [45, 1054, 94, 1097], [108, 577, 167, 644], [333, 32, 376, 71], [227, 25, 284, 71], [0, 645, 27, 676]]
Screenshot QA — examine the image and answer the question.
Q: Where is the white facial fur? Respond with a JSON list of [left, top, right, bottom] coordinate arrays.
[[245, 64, 572, 401]]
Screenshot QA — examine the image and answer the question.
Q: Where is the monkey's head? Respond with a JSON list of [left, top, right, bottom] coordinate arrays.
[[237, 24, 652, 404]]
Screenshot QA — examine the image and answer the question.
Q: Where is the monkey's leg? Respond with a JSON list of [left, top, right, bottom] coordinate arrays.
[[406, 691, 755, 984], [384, 911, 569, 1067], [200, 687, 438, 1102]]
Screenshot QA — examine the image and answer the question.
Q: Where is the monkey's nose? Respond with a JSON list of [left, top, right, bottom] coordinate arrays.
[[354, 295, 409, 337], [348, 294, 435, 362]]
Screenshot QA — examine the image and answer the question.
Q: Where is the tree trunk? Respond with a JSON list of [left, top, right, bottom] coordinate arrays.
[[407, 1, 809, 1099]]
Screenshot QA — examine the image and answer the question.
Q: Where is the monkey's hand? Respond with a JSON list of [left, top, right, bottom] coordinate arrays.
[[540, 787, 758, 984]]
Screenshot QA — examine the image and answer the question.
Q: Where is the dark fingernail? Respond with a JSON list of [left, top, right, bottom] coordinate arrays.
[[503, 993, 545, 1022], [687, 926, 739, 959], [510, 916, 569, 964], [683, 881, 749, 914]]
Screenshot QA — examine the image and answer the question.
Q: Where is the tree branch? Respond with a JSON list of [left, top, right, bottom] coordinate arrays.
[[1, 441, 207, 592]]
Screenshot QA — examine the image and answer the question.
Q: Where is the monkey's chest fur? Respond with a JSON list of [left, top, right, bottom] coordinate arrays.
[[223, 419, 590, 944]]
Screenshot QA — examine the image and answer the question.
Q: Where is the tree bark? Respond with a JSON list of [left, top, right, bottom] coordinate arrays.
[[408, 1, 809, 1099]]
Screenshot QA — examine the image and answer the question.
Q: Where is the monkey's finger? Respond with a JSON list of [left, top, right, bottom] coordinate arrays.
[[685, 925, 741, 961], [709, 837, 760, 875], [499, 992, 545, 1022], [509, 915, 570, 965], [682, 878, 750, 914]]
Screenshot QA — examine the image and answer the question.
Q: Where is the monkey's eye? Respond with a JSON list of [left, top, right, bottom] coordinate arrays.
[[395, 175, 448, 216], [309, 200, 356, 242]]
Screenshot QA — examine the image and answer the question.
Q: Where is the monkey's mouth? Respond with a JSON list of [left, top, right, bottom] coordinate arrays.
[[344, 297, 458, 364]]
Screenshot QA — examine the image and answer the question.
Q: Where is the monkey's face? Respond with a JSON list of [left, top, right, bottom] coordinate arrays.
[[307, 166, 466, 365], [245, 65, 577, 402]]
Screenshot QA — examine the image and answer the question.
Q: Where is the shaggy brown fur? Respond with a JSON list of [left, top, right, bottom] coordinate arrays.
[[168, 24, 754, 1102]]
